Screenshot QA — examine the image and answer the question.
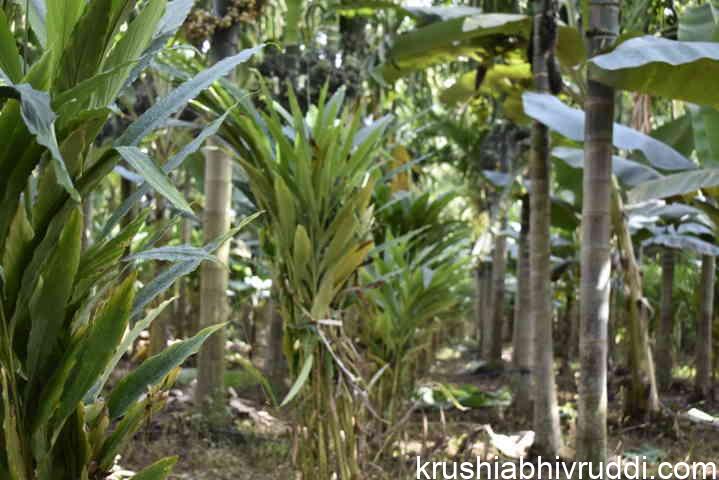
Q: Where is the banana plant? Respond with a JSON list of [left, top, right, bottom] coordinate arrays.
[[0, 0, 262, 478]]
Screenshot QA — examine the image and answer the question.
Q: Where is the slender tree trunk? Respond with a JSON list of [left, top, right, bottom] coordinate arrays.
[[528, 0, 562, 456], [577, 0, 619, 461], [513, 194, 533, 412], [196, 143, 232, 420], [696, 255, 715, 399], [490, 221, 507, 363], [657, 248, 675, 392], [196, 5, 238, 419], [610, 180, 659, 418]]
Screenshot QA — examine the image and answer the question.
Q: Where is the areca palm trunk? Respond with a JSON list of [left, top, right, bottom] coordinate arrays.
[[695, 255, 715, 399], [609, 180, 659, 418], [529, 0, 562, 456], [490, 220, 508, 363], [657, 248, 675, 392], [513, 194, 533, 412], [196, 3, 238, 420], [577, 0, 619, 462]]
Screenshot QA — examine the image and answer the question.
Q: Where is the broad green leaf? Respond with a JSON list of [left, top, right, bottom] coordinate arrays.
[[522, 92, 696, 171], [439, 63, 531, 106], [116, 45, 263, 146], [1, 82, 80, 200], [132, 259, 201, 318], [107, 323, 225, 419], [54, 0, 117, 91], [103, 110, 231, 234], [85, 297, 176, 403], [123, 0, 195, 89], [379, 13, 584, 81], [116, 146, 193, 215], [552, 146, 661, 187], [293, 225, 312, 277], [46, 0, 85, 66], [333, 2, 482, 22], [1, 370, 27, 480], [0, 10, 22, 83], [129, 215, 259, 317], [125, 245, 220, 264], [1, 204, 35, 308], [130, 456, 178, 480], [628, 169, 719, 203], [689, 104, 719, 166], [95, 0, 167, 106], [651, 114, 694, 159], [52, 273, 136, 434], [99, 393, 165, 470], [589, 36, 719, 107], [280, 348, 313, 407], [27, 0, 48, 47], [678, 3, 719, 43], [26, 207, 82, 386], [642, 233, 719, 256]]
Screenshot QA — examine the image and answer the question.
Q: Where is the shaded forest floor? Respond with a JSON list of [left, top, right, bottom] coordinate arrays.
[[122, 341, 719, 479]]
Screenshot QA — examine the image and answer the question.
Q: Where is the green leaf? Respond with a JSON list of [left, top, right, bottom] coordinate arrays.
[[130, 456, 178, 480], [125, 245, 220, 264], [54, 0, 118, 90], [552, 146, 661, 187], [129, 215, 259, 317], [1, 81, 81, 200], [94, 0, 167, 106], [1, 204, 35, 309], [26, 207, 82, 386], [116, 45, 263, 146], [26, 0, 48, 47], [52, 273, 136, 434], [0, 10, 22, 83], [132, 259, 201, 319], [522, 92, 696, 171], [678, 3, 719, 42], [116, 146, 193, 215], [589, 36, 719, 107], [651, 114, 695, 159], [378, 13, 584, 82], [46, 0, 85, 66], [85, 297, 176, 403], [689, 104, 719, 166], [1, 370, 27, 480], [102, 110, 231, 235], [280, 346, 313, 407], [628, 168, 719, 204], [107, 323, 225, 418], [642, 233, 719, 256], [293, 225, 311, 278]]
